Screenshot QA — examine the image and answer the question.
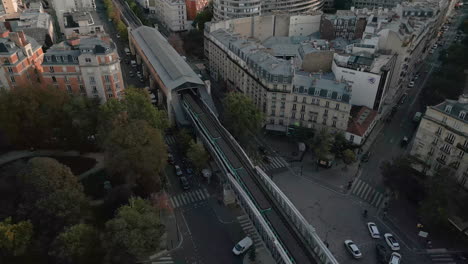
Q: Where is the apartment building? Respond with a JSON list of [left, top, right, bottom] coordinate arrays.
[[41, 36, 124, 102], [205, 15, 352, 133], [0, 29, 44, 90], [185, 0, 208, 20], [410, 95, 468, 189], [63, 11, 104, 38], [150, 0, 188, 32], [213, 0, 324, 21], [0, 0, 21, 15], [332, 50, 396, 111], [320, 10, 367, 41], [51, 0, 96, 33]]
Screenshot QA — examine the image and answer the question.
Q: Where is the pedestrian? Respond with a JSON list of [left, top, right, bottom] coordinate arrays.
[[347, 180, 353, 190]]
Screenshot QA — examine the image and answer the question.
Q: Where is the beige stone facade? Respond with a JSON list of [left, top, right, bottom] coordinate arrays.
[[411, 96, 468, 189]]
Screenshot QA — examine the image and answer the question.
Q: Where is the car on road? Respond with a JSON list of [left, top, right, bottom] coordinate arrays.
[[116, 33, 120, 38], [413, 112, 422, 123], [175, 165, 183, 177], [414, 74, 419, 80], [389, 252, 402, 264], [408, 81, 415, 88], [376, 244, 388, 263], [384, 233, 400, 251], [344, 240, 362, 259], [361, 151, 371, 162], [400, 137, 409, 148], [399, 93, 407, 104], [367, 222, 381, 238], [232, 237, 253, 255], [129, 71, 134, 77], [179, 176, 190, 190]]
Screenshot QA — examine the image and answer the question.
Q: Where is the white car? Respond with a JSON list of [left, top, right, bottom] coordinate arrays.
[[232, 237, 253, 255], [408, 81, 415, 88], [367, 222, 381, 238], [174, 165, 183, 177], [344, 240, 362, 259], [389, 252, 402, 264], [384, 233, 400, 251]]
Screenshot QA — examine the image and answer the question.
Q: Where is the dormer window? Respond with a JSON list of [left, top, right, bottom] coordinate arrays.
[[460, 111, 466, 119], [445, 105, 452, 113]]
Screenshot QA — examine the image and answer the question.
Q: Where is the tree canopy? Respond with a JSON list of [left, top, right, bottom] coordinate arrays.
[[187, 140, 210, 172], [49, 224, 102, 264], [308, 128, 333, 160], [103, 118, 167, 195], [0, 218, 33, 257], [342, 149, 356, 165], [17, 157, 89, 235], [223, 92, 263, 140], [104, 197, 164, 261]]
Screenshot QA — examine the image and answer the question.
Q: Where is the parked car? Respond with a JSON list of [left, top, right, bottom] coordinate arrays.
[[116, 33, 120, 38], [384, 233, 400, 251], [408, 81, 415, 88], [179, 176, 190, 190], [175, 165, 183, 177], [361, 151, 371, 162], [232, 237, 253, 255], [129, 71, 134, 77], [399, 93, 407, 104], [344, 240, 362, 259], [400, 137, 409, 148], [413, 112, 422, 123], [389, 252, 402, 264], [367, 222, 381, 238], [376, 244, 388, 263]]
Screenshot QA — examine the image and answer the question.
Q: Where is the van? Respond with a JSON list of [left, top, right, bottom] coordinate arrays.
[[124, 48, 130, 56], [413, 112, 422, 122], [232, 237, 253, 255]]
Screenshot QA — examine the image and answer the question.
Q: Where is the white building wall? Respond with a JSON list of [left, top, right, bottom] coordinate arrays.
[[332, 61, 381, 109]]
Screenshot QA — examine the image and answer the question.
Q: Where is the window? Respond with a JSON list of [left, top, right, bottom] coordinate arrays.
[[10, 76, 15, 83], [436, 127, 442, 136], [49, 66, 54, 73], [325, 101, 330, 108], [77, 76, 82, 83], [104, 75, 111, 83], [442, 116, 447, 124], [445, 105, 452, 113], [302, 97, 306, 103], [106, 85, 112, 92], [89, 76, 95, 84], [64, 76, 69, 83], [107, 93, 113, 98], [324, 109, 329, 116], [291, 112, 296, 119], [441, 143, 451, 154], [439, 154, 447, 162], [446, 133, 456, 144], [429, 147, 435, 155], [52, 76, 57, 83], [335, 104, 340, 110], [458, 150, 464, 158], [463, 140, 468, 149], [460, 111, 466, 119], [300, 113, 305, 120], [66, 85, 72, 93], [301, 105, 305, 112], [79, 85, 86, 94], [271, 110, 275, 116], [92, 86, 97, 94], [85, 58, 92, 63], [7, 67, 13, 73], [332, 120, 337, 127], [294, 96, 297, 102], [292, 104, 296, 110]]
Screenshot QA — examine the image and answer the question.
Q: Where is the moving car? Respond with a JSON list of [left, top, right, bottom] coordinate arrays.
[[175, 165, 183, 177], [344, 240, 362, 259], [361, 151, 371, 162], [384, 233, 400, 251], [367, 222, 381, 238], [376, 244, 388, 263], [232, 237, 253, 255], [179, 176, 190, 190], [399, 93, 407, 104], [408, 81, 415, 88], [413, 112, 422, 123], [400, 137, 409, 148], [389, 252, 402, 264]]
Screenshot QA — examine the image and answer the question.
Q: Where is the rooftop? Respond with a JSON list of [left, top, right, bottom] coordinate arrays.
[[64, 11, 94, 28], [431, 96, 468, 123], [131, 26, 204, 91], [347, 106, 378, 136], [42, 37, 115, 63]]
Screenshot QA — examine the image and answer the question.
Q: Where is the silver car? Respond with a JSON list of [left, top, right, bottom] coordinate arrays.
[[344, 240, 362, 259], [384, 233, 400, 251]]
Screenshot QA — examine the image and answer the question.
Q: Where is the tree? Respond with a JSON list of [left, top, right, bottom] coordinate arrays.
[[116, 21, 128, 40], [176, 128, 194, 154], [223, 92, 263, 141], [17, 157, 89, 236], [98, 88, 168, 141], [104, 197, 164, 261], [192, 2, 213, 31], [331, 132, 350, 157], [380, 156, 425, 202], [342, 149, 356, 165], [187, 140, 210, 172], [0, 218, 33, 257], [0, 86, 70, 148], [308, 128, 333, 161], [50, 224, 102, 264], [103, 118, 167, 195]]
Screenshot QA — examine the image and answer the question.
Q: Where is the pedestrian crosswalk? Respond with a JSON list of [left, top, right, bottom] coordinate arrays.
[[169, 188, 210, 208], [427, 249, 457, 263], [350, 179, 386, 208], [237, 215, 264, 249], [165, 135, 176, 145], [151, 256, 174, 264], [259, 156, 288, 172]]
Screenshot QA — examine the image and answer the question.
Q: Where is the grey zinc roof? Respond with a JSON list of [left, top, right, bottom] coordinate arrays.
[[432, 99, 468, 123], [293, 71, 351, 103], [131, 26, 203, 91]]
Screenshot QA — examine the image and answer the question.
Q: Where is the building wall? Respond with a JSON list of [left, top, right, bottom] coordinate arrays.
[[332, 60, 381, 110], [411, 107, 468, 188], [1, 0, 20, 14], [205, 33, 351, 133], [301, 51, 334, 72], [185, 0, 208, 20], [64, 25, 104, 38], [152, 0, 188, 32], [289, 14, 322, 37]]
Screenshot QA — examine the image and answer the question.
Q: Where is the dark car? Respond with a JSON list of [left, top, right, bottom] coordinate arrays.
[[179, 176, 190, 190], [376, 244, 388, 263], [361, 151, 371, 162], [399, 93, 408, 105], [401, 136, 409, 148]]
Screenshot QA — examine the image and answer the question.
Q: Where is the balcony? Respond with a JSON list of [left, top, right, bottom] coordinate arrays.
[[444, 137, 455, 144], [436, 158, 446, 165], [456, 143, 468, 153]]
